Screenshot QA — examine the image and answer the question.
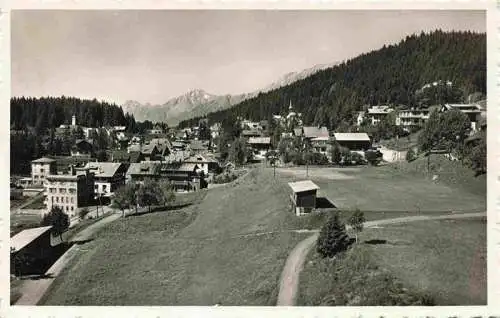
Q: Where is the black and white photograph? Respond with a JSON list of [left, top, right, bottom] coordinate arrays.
[[8, 8, 488, 308]]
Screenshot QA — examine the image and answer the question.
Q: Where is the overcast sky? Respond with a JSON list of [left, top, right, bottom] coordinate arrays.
[[11, 10, 485, 105]]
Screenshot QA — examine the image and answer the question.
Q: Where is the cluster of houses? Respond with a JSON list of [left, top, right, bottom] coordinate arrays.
[[356, 102, 487, 133], [13, 114, 230, 223]]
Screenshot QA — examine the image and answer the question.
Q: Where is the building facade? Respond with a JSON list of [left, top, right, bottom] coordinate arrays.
[[31, 157, 58, 186], [44, 167, 95, 218]]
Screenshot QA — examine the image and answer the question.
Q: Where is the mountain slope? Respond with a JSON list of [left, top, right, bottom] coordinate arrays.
[[122, 63, 337, 126], [179, 30, 486, 129]]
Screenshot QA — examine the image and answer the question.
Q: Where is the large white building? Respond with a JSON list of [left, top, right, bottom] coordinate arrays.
[[395, 108, 430, 128], [31, 157, 57, 186], [44, 166, 95, 219]]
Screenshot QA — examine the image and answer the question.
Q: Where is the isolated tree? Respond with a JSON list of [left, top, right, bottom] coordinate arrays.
[[41, 206, 70, 241], [228, 137, 248, 166], [469, 132, 486, 176], [329, 143, 342, 165], [316, 213, 351, 258], [348, 209, 366, 243], [158, 180, 176, 206], [137, 179, 163, 213], [113, 184, 133, 217]]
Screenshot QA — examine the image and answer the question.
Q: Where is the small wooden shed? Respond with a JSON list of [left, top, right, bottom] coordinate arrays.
[[288, 180, 320, 216]]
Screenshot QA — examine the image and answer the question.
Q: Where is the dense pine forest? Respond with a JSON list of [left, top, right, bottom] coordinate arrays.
[[10, 96, 136, 132], [179, 30, 486, 129]]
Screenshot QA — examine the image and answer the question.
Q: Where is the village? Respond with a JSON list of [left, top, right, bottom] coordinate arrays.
[[10, 95, 487, 306], [9, 9, 488, 308]]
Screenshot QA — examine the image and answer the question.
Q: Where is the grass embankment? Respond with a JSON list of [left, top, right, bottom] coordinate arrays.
[[41, 167, 310, 306], [298, 217, 486, 305], [10, 214, 42, 237], [378, 131, 421, 151]]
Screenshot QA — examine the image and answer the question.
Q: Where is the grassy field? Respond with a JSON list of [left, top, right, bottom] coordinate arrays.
[[40, 158, 486, 306], [41, 167, 310, 306], [298, 217, 486, 305], [10, 213, 42, 237], [277, 159, 485, 214], [378, 131, 421, 151]]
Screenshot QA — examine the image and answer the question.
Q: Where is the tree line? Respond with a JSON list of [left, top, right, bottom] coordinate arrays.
[[179, 30, 485, 131]]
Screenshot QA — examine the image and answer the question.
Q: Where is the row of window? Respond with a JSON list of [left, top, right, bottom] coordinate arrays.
[[48, 188, 76, 194], [51, 204, 75, 212], [50, 196, 75, 204]]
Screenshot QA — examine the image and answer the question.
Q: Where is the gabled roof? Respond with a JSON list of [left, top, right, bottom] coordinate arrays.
[[248, 137, 271, 145], [11, 226, 53, 251], [184, 154, 218, 163], [141, 144, 158, 155], [84, 162, 124, 178], [303, 126, 329, 139], [127, 162, 162, 176], [288, 180, 320, 193], [32, 157, 56, 164], [189, 140, 207, 150], [334, 132, 371, 142]]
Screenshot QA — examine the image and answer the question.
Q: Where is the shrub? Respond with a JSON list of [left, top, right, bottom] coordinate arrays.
[[365, 150, 383, 166], [406, 148, 416, 162], [78, 208, 90, 220], [316, 213, 351, 258]]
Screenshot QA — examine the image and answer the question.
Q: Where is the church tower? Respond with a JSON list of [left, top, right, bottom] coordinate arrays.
[[72, 114, 77, 126]]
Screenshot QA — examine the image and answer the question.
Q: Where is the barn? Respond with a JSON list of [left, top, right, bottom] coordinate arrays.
[[288, 180, 320, 216]]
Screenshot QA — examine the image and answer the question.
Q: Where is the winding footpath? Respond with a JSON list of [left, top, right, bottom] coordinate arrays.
[[276, 211, 486, 306]]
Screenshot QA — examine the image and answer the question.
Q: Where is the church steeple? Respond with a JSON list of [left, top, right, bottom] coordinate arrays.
[[289, 100, 293, 110]]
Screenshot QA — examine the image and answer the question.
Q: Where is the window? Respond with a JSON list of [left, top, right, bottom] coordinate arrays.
[[40, 168, 44, 173], [71, 206, 74, 211], [56, 197, 59, 203], [66, 206, 69, 211], [70, 197, 74, 204], [69, 188, 76, 194], [66, 197, 69, 203], [103, 185, 107, 192], [60, 188, 66, 194], [94, 185, 98, 190]]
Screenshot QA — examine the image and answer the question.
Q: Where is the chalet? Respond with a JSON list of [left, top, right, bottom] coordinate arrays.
[[188, 140, 208, 154], [141, 144, 160, 161], [396, 108, 430, 129], [288, 180, 320, 216], [184, 154, 220, 175], [160, 162, 206, 192], [241, 129, 263, 138], [333, 133, 372, 151], [172, 141, 187, 151], [84, 162, 128, 200], [365, 105, 394, 125], [149, 138, 173, 157], [302, 126, 329, 140], [247, 137, 271, 161], [441, 103, 482, 131], [31, 157, 57, 186], [11, 226, 54, 276], [126, 162, 162, 184], [71, 139, 93, 157]]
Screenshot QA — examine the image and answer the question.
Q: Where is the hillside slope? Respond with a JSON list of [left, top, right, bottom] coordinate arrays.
[[179, 30, 486, 129]]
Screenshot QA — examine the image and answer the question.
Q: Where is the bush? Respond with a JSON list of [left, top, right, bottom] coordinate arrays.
[[213, 172, 239, 184], [316, 213, 351, 258], [406, 148, 416, 162], [78, 208, 90, 220], [365, 150, 383, 166]]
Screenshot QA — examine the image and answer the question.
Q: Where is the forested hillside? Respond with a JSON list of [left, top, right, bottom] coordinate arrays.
[[11, 96, 136, 132], [179, 30, 486, 129]]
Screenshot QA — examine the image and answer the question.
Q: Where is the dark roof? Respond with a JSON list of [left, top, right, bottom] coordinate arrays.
[[127, 162, 162, 176]]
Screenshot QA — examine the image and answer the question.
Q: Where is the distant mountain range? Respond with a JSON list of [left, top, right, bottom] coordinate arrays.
[[121, 62, 338, 126]]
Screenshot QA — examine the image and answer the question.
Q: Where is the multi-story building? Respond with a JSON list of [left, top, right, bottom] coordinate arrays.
[[31, 157, 58, 186], [44, 166, 95, 219], [84, 162, 128, 200], [365, 105, 394, 125], [441, 103, 483, 132], [396, 108, 430, 129]]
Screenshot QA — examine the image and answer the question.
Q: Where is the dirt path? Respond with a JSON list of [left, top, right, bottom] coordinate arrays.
[[276, 211, 486, 306], [14, 211, 122, 305]]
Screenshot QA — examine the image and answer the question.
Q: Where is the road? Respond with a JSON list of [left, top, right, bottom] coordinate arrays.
[[14, 210, 123, 305], [276, 211, 486, 306]]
